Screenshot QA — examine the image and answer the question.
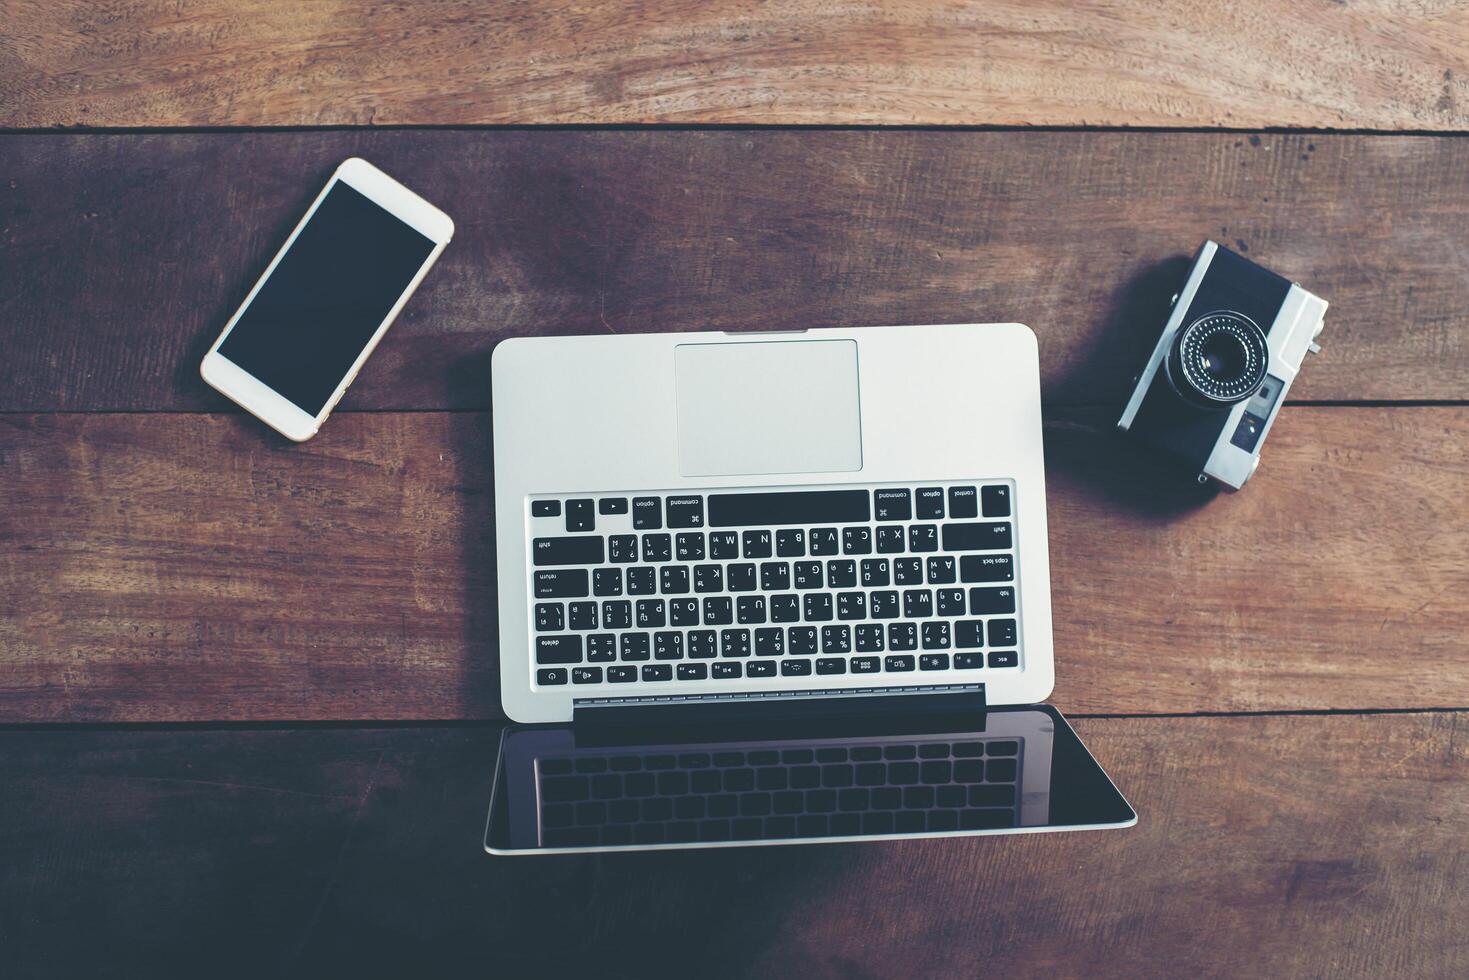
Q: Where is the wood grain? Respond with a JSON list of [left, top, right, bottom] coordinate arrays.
[[3, 131, 1469, 412], [4, 408, 1466, 723], [3, 1, 1468, 130], [4, 713, 1466, 978]]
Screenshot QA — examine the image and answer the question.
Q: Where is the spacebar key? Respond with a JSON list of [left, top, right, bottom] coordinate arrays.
[[533, 536, 606, 566], [708, 490, 871, 527]]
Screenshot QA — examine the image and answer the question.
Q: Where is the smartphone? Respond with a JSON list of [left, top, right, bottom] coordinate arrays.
[[201, 158, 453, 441]]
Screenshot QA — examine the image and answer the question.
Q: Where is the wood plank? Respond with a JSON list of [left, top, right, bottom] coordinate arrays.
[[4, 2, 1468, 129], [3, 714, 1466, 977], [4, 408, 1466, 723], [3, 130, 1469, 411]]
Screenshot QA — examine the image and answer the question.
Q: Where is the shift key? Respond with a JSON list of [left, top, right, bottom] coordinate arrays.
[[533, 536, 605, 566], [534, 569, 590, 598]]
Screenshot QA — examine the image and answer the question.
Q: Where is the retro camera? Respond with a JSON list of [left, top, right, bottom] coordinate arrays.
[[1118, 241, 1326, 490]]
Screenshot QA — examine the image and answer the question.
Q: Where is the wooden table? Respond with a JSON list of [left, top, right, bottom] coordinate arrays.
[[3, 4, 1468, 977]]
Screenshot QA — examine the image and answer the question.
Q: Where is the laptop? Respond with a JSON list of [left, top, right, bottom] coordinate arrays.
[[485, 323, 1135, 853]]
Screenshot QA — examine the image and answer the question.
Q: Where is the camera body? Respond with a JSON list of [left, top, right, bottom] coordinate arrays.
[[1118, 241, 1327, 490]]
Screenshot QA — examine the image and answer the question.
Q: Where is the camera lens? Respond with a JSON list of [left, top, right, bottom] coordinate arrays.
[[1167, 311, 1268, 407]]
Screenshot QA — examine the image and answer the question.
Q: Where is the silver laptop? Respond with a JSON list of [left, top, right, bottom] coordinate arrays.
[[485, 323, 1134, 853]]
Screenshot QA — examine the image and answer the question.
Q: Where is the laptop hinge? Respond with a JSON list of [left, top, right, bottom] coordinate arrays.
[[572, 685, 985, 746]]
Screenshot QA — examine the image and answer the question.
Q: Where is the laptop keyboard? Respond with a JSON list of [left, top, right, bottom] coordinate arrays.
[[528, 482, 1021, 689], [535, 736, 1022, 847]]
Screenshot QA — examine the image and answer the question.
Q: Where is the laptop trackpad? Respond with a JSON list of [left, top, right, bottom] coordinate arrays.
[[675, 340, 863, 477]]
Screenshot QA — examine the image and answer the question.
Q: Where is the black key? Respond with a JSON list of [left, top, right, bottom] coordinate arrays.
[[987, 619, 1018, 646], [693, 564, 724, 594], [660, 565, 690, 595], [676, 533, 705, 561], [703, 597, 733, 625], [948, 486, 978, 518], [809, 528, 839, 556], [887, 761, 919, 784], [861, 559, 890, 587], [987, 759, 1018, 783], [608, 535, 638, 563], [842, 526, 872, 555], [677, 662, 707, 681], [531, 500, 561, 517], [953, 742, 985, 758], [781, 659, 813, 676], [669, 598, 699, 626], [855, 624, 885, 652], [754, 766, 786, 790], [654, 631, 684, 660], [642, 663, 672, 682], [626, 567, 656, 595], [599, 497, 628, 515], [936, 589, 965, 616], [754, 627, 785, 656], [960, 554, 1014, 582], [688, 630, 717, 658], [888, 625, 917, 651], [894, 558, 923, 585], [921, 622, 951, 649], [788, 627, 817, 656], [873, 488, 912, 521], [803, 593, 833, 622], [916, 487, 945, 519], [760, 561, 791, 591], [821, 625, 852, 654], [918, 743, 949, 759], [770, 594, 801, 622], [747, 660, 776, 677], [942, 522, 1013, 552], [566, 498, 594, 532], [776, 529, 806, 557], [969, 586, 1016, 614], [632, 496, 662, 529], [642, 533, 672, 563], [665, 495, 705, 529], [827, 560, 857, 588], [572, 666, 603, 684], [959, 808, 1014, 830], [727, 563, 757, 592], [988, 650, 1019, 668], [535, 603, 564, 631], [908, 524, 938, 553], [537, 668, 568, 685], [712, 661, 743, 679], [854, 762, 886, 786], [720, 629, 751, 658], [920, 653, 951, 671], [955, 620, 984, 649], [903, 589, 933, 618], [870, 590, 899, 619], [742, 530, 773, 559], [708, 490, 870, 527], [536, 635, 582, 664], [532, 537, 604, 567], [955, 651, 984, 669], [737, 595, 766, 624], [602, 600, 631, 629], [793, 561, 823, 589], [593, 568, 622, 597], [568, 602, 598, 630], [927, 556, 956, 584], [708, 531, 739, 559], [607, 665, 636, 682], [921, 760, 952, 783], [954, 760, 985, 783], [634, 599, 663, 628], [982, 484, 1011, 517], [619, 633, 650, 661], [876, 525, 905, 554], [837, 592, 866, 621], [587, 634, 617, 662], [535, 569, 589, 598]]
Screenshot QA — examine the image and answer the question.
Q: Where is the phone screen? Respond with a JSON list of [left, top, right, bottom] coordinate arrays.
[[218, 181, 436, 415]]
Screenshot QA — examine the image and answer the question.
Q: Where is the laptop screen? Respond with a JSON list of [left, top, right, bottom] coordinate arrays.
[[484, 704, 1133, 854]]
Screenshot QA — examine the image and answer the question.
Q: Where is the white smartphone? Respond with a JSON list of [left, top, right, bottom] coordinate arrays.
[[201, 157, 453, 441]]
